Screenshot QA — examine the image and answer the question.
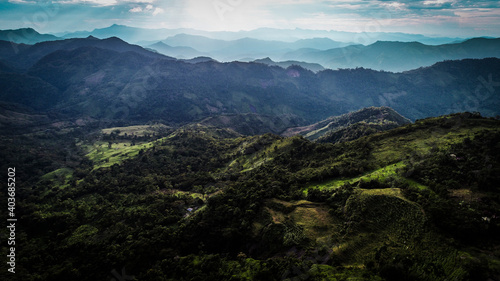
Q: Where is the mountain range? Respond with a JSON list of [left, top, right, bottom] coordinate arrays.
[[0, 35, 499, 131], [2, 27, 499, 72], [144, 34, 500, 72], [282, 37, 500, 72], [61, 24, 463, 45]]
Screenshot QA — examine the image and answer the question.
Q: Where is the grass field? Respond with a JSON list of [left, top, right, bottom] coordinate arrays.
[[304, 162, 427, 195], [84, 140, 157, 169]]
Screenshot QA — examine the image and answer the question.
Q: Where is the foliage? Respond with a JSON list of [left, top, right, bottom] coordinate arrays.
[[2, 113, 500, 280]]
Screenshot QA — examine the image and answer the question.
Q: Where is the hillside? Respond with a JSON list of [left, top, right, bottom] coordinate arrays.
[[198, 113, 304, 135], [2, 112, 499, 280], [283, 107, 411, 141]]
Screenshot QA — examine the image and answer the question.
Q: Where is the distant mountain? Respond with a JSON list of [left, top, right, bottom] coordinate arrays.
[[253, 57, 325, 72], [147, 41, 207, 59], [181, 57, 217, 64], [161, 34, 350, 61], [282, 107, 411, 141], [283, 37, 500, 72], [290, 38, 351, 50], [61, 24, 462, 45], [61, 24, 187, 43], [0, 28, 60, 44], [0, 36, 172, 69], [1, 35, 499, 125]]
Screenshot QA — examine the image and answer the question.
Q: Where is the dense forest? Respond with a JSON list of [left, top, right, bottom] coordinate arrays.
[[1, 112, 499, 280]]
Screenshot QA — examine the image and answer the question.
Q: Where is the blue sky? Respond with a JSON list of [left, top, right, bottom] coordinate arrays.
[[0, 0, 499, 37]]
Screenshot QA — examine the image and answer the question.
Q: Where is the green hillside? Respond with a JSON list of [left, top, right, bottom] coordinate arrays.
[[2, 112, 499, 281], [283, 106, 411, 141]]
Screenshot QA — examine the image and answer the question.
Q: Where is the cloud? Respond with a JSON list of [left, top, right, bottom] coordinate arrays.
[[8, 0, 156, 6], [127, 3, 163, 16], [129, 6, 142, 12], [152, 7, 163, 16], [3, 0, 500, 37]]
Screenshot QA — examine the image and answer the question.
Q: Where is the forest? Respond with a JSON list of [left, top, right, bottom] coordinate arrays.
[[0, 112, 499, 280]]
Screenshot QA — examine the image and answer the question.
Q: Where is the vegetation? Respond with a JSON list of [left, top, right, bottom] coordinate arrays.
[[1, 112, 499, 280], [2, 36, 500, 125]]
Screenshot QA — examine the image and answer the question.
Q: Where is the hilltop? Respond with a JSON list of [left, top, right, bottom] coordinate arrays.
[[283, 106, 411, 141]]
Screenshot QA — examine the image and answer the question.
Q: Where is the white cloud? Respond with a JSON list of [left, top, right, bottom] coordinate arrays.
[[14, 0, 156, 6], [423, 0, 454, 5], [129, 6, 142, 12], [59, 0, 118, 6], [152, 7, 164, 16], [127, 2, 163, 16], [381, 2, 407, 10], [7, 0, 31, 3]]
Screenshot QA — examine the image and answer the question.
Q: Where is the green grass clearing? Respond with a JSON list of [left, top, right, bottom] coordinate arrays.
[[41, 167, 74, 189], [84, 140, 156, 169], [305, 162, 427, 195]]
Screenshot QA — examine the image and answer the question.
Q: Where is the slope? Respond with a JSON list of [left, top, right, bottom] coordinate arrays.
[[9, 112, 499, 281], [198, 113, 304, 136], [282, 106, 411, 141]]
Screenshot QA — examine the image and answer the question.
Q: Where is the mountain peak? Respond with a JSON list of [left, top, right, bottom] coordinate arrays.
[[0, 27, 59, 44], [254, 57, 274, 63]]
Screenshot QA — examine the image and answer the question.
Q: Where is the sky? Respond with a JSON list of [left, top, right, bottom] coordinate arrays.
[[0, 0, 500, 37]]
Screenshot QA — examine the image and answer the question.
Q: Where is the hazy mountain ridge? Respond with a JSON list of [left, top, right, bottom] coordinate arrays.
[[282, 37, 500, 72], [155, 34, 349, 62], [2, 27, 497, 72], [0, 35, 499, 127], [59, 24, 463, 45], [146, 41, 208, 59], [148, 34, 498, 69], [0, 27, 60, 44]]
